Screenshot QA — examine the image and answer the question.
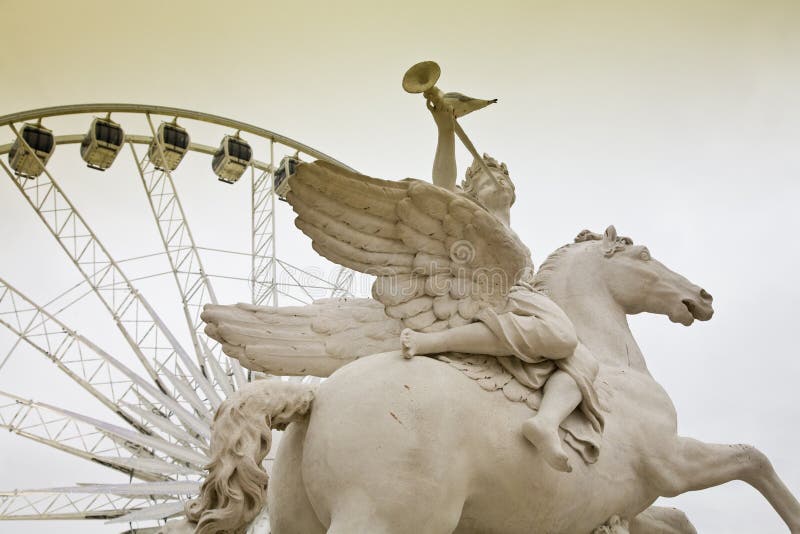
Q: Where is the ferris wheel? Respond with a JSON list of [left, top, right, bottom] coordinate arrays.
[[0, 104, 358, 531]]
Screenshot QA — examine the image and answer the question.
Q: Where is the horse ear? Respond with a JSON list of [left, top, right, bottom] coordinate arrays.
[[603, 225, 618, 244]]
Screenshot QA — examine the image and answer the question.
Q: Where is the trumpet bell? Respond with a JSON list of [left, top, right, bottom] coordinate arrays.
[[402, 61, 441, 93]]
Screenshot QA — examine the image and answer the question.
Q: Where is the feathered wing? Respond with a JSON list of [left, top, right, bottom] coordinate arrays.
[[287, 160, 532, 333], [202, 298, 402, 377]]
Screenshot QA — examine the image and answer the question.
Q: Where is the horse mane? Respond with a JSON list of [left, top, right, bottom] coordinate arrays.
[[533, 229, 632, 293], [533, 243, 578, 293]]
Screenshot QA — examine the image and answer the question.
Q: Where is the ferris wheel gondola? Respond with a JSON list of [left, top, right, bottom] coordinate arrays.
[[80, 116, 125, 170], [8, 122, 55, 178], [149, 120, 190, 171], [212, 133, 253, 184], [274, 154, 299, 199]]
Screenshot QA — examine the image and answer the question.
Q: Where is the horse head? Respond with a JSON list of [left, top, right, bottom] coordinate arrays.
[[536, 225, 714, 326]]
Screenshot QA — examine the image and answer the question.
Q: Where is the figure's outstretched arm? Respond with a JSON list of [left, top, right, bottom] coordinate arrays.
[[428, 98, 457, 191]]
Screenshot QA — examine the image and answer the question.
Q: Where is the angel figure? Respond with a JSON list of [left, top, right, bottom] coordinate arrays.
[[203, 100, 603, 473]]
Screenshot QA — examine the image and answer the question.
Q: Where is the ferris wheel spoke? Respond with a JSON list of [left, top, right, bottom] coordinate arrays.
[[0, 130, 210, 412], [252, 160, 278, 307], [331, 266, 356, 298], [105, 500, 187, 524], [0, 485, 192, 521], [0, 391, 192, 483], [0, 277, 146, 425], [156, 367, 213, 423], [120, 402, 208, 452], [23, 396, 209, 467], [42, 481, 199, 498], [0, 277, 211, 446], [130, 124, 242, 395], [199, 337, 233, 401]]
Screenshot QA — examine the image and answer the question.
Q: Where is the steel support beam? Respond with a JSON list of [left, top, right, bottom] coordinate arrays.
[[251, 153, 277, 307]]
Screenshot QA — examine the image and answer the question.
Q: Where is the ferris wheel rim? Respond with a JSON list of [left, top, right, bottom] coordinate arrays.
[[0, 103, 356, 172]]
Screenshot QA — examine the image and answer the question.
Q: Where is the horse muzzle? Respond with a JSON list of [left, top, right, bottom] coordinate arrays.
[[682, 288, 714, 322]]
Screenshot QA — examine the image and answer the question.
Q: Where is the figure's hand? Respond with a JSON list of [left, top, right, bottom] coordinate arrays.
[[427, 98, 455, 132]]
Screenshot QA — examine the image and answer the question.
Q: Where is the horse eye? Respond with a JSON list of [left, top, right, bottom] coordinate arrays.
[[640, 249, 651, 261]]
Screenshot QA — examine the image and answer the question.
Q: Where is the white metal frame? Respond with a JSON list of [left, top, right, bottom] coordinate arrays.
[[0, 104, 358, 527], [251, 143, 278, 306]]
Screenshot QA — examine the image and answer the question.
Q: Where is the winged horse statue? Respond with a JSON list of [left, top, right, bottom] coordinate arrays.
[[178, 64, 800, 534]]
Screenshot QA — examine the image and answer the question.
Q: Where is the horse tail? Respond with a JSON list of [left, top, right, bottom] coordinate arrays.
[[185, 379, 317, 534]]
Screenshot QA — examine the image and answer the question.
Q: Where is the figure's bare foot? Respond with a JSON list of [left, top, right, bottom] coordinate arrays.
[[522, 417, 572, 473], [401, 328, 418, 359]]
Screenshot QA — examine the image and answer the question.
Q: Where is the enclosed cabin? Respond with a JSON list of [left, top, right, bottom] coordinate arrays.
[[80, 117, 125, 171], [212, 134, 252, 184], [8, 123, 56, 179], [148, 121, 189, 171], [274, 155, 300, 199]]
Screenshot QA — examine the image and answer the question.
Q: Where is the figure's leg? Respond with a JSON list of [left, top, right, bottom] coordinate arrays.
[[401, 322, 510, 358], [521, 370, 581, 473], [646, 437, 800, 532], [629, 506, 697, 534]]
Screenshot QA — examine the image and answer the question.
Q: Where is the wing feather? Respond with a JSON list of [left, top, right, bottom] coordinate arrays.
[[293, 195, 408, 254], [202, 299, 402, 377], [372, 274, 426, 305], [315, 160, 409, 190], [297, 220, 414, 269], [421, 320, 449, 333], [396, 223, 448, 256], [397, 197, 447, 240], [412, 253, 451, 276], [385, 296, 434, 319], [407, 180, 451, 219], [403, 310, 438, 330], [433, 295, 459, 320], [290, 179, 399, 239], [311, 242, 402, 276], [290, 163, 404, 220], [424, 274, 453, 296]]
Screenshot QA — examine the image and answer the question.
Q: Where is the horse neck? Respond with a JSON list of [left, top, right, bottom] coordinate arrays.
[[541, 257, 650, 373]]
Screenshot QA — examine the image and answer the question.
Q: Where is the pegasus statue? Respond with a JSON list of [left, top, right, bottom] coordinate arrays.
[[179, 62, 800, 534]]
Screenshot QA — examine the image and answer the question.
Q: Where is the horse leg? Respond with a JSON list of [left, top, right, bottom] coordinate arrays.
[[646, 437, 800, 532], [268, 422, 326, 534], [629, 506, 697, 534]]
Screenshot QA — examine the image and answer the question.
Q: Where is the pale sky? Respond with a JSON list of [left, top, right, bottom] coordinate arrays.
[[0, 1, 799, 532]]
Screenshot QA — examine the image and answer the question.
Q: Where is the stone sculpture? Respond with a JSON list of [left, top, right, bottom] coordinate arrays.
[[183, 62, 800, 533]]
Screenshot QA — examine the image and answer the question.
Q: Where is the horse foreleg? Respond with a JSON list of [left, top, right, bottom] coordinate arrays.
[[629, 506, 696, 534], [646, 437, 800, 532]]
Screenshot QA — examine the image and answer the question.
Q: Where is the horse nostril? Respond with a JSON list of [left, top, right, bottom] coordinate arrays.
[[700, 288, 713, 302]]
